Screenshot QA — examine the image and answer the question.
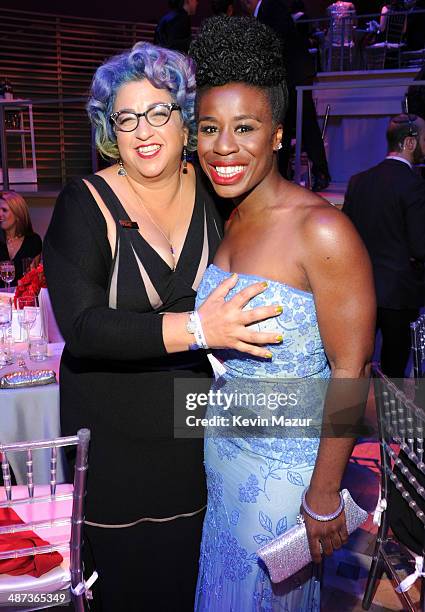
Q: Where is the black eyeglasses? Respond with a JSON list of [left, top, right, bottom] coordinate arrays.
[[110, 103, 181, 132]]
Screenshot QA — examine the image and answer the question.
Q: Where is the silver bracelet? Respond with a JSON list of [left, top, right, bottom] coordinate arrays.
[[187, 311, 201, 351], [301, 487, 344, 522]]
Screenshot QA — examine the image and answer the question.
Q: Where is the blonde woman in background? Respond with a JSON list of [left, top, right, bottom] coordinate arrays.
[[0, 191, 42, 285]]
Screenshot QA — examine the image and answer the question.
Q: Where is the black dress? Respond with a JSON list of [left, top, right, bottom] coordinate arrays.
[[0, 233, 42, 286], [43, 171, 222, 611]]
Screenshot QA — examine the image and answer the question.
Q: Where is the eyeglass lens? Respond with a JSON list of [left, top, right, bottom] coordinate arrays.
[[114, 105, 175, 131]]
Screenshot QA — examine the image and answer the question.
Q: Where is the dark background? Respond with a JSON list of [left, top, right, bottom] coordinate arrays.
[[0, 0, 384, 23]]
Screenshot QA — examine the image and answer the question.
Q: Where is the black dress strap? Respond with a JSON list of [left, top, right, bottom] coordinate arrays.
[[84, 174, 132, 225]]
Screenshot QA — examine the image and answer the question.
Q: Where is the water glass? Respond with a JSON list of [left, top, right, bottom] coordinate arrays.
[[0, 336, 15, 366], [0, 298, 12, 365], [16, 296, 38, 346], [0, 261, 15, 293], [21, 257, 33, 275], [28, 336, 48, 362]]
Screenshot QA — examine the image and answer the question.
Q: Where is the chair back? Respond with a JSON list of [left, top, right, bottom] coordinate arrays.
[[411, 313, 425, 386], [362, 366, 425, 610], [384, 11, 406, 44], [0, 429, 91, 611], [328, 2, 356, 46], [327, 2, 356, 71]]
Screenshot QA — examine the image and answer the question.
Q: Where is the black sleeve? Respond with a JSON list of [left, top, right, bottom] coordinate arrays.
[[0, 241, 7, 261], [404, 179, 425, 261], [25, 233, 42, 257], [43, 180, 167, 361]]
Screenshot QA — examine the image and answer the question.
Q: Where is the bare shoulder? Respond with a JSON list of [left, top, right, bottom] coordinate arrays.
[[283, 183, 347, 238], [279, 183, 370, 277], [96, 166, 115, 182], [299, 193, 364, 261]]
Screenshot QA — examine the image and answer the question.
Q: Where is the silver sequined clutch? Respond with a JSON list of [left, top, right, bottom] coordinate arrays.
[[257, 489, 368, 583], [0, 369, 57, 389]]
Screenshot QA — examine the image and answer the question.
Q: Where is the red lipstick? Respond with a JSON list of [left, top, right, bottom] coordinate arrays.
[[208, 162, 247, 186], [135, 144, 162, 160]]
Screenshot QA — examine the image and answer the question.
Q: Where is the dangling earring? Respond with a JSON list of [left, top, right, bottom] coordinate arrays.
[[182, 146, 188, 174], [117, 158, 127, 176]]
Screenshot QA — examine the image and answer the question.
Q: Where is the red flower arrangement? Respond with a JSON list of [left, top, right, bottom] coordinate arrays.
[[14, 264, 47, 308]]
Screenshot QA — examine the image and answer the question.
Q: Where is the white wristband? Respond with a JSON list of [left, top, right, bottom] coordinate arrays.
[[193, 311, 209, 350]]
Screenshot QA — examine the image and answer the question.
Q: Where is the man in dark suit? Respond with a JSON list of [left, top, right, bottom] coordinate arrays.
[[242, 0, 331, 191], [343, 114, 425, 378], [154, 0, 198, 54]]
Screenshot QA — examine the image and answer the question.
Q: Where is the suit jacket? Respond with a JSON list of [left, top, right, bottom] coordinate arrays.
[[343, 158, 425, 309], [154, 8, 191, 54], [257, 0, 316, 86]]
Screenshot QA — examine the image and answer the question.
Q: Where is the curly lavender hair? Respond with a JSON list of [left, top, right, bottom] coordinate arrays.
[[87, 42, 197, 159]]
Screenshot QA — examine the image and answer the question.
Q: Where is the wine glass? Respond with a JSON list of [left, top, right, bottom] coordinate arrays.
[[0, 297, 12, 366], [0, 261, 15, 293], [16, 296, 38, 349]]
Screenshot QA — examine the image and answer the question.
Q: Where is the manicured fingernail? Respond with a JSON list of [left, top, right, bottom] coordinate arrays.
[[275, 306, 283, 315], [265, 351, 273, 359], [231, 273, 238, 279], [275, 335, 283, 343], [261, 281, 268, 288]]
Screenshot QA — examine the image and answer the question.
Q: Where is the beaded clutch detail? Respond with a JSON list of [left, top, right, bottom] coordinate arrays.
[[257, 489, 368, 583], [0, 369, 57, 389]]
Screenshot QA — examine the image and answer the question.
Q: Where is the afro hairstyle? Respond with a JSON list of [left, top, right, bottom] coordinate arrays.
[[189, 15, 288, 124]]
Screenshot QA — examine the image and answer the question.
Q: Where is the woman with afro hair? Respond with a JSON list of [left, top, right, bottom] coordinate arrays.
[[189, 16, 375, 610]]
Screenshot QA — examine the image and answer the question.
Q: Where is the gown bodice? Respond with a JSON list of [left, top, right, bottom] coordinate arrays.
[[196, 264, 329, 380]]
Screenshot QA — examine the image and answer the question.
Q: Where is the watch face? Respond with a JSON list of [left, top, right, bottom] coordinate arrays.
[[187, 313, 196, 334], [187, 322, 196, 334]]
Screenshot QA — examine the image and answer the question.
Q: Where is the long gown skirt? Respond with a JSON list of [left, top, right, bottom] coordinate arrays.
[[195, 434, 321, 612]]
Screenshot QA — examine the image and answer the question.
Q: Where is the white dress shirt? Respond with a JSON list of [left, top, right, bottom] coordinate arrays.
[[385, 155, 412, 169]]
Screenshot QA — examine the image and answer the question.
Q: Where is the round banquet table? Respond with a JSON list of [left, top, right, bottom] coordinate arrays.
[[0, 342, 66, 484]]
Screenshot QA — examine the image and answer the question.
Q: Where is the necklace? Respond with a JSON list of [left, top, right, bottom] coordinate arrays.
[[125, 173, 183, 271], [6, 235, 22, 244]]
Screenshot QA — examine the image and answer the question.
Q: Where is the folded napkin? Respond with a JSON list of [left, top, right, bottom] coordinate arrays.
[[0, 507, 63, 577]]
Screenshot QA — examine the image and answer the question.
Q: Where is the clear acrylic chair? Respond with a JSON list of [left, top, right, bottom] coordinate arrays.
[[0, 429, 94, 611], [326, 3, 356, 71], [365, 11, 406, 70], [362, 366, 425, 611], [411, 313, 425, 386]]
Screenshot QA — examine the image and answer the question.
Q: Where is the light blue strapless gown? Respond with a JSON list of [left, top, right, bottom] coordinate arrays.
[[194, 265, 331, 612]]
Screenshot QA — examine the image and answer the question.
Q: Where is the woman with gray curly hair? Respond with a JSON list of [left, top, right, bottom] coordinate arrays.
[[43, 41, 281, 611]]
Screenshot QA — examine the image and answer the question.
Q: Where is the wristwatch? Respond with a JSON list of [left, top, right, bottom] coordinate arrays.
[[187, 311, 201, 350]]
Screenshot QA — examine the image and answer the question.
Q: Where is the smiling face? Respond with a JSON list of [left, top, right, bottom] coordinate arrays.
[[197, 83, 282, 199], [113, 79, 188, 181], [0, 199, 17, 235]]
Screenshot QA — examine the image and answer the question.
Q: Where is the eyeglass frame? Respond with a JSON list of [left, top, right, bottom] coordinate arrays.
[[110, 103, 182, 132]]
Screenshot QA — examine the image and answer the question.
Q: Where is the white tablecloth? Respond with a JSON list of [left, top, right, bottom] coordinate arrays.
[[0, 343, 66, 484]]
